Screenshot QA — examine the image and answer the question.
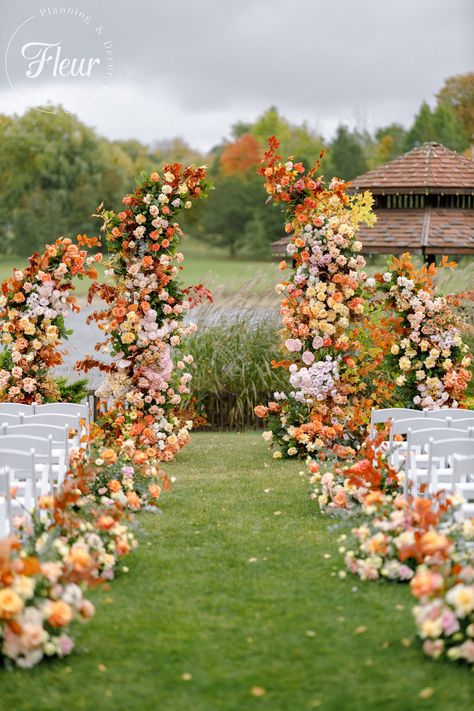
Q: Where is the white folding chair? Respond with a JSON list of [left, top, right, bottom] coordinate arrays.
[[453, 455, 474, 521], [0, 413, 23, 427], [0, 449, 37, 511], [0, 467, 13, 537], [387, 418, 448, 469], [370, 408, 426, 439], [35, 402, 89, 426], [22, 413, 81, 449], [426, 409, 474, 421], [0, 435, 53, 492], [3, 423, 70, 481], [427, 439, 474, 494], [404, 428, 470, 494], [0, 403, 34, 415]]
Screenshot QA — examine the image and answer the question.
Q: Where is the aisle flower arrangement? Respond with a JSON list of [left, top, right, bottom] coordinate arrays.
[[308, 430, 401, 514], [411, 543, 474, 665], [0, 236, 102, 403], [77, 166, 211, 458], [0, 536, 95, 669], [254, 137, 393, 460], [340, 491, 454, 582], [0, 427, 146, 669], [375, 253, 472, 409]]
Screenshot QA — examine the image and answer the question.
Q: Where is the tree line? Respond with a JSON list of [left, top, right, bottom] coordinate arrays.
[[0, 73, 472, 258]]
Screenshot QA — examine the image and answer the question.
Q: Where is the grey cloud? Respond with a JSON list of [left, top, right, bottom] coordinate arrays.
[[1, 0, 472, 149]]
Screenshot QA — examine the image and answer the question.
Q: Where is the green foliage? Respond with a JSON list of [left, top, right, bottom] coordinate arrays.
[[53, 376, 89, 404], [330, 125, 368, 179], [405, 101, 469, 152], [184, 318, 288, 428]]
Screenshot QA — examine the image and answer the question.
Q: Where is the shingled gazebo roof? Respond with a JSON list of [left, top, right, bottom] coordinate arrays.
[[272, 142, 474, 256], [352, 142, 474, 194]]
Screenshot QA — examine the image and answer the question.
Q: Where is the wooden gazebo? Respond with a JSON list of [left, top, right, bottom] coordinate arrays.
[[272, 142, 474, 258]]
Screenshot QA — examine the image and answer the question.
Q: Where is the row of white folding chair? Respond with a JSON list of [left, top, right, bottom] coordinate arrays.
[[0, 414, 83, 451], [406, 435, 474, 495], [0, 434, 66, 492], [370, 407, 474, 438], [0, 402, 89, 422], [0, 423, 70, 475], [453, 455, 474, 520]]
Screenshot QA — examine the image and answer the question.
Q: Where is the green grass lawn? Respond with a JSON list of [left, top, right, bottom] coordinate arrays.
[[0, 240, 280, 299], [1, 432, 471, 711]]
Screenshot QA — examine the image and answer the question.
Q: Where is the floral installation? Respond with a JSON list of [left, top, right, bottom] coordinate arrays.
[[308, 429, 402, 514], [411, 527, 474, 666], [339, 491, 455, 582], [77, 166, 211, 459], [0, 535, 95, 669], [375, 253, 472, 410], [0, 236, 101, 404], [254, 137, 393, 460]]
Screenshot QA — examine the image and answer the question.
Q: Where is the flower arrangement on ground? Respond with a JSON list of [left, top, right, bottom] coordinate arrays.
[[308, 430, 401, 514], [375, 253, 472, 409], [254, 137, 393, 460], [411, 520, 474, 666], [340, 491, 455, 582], [0, 236, 101, 403], [77, 166, 211, 459], [0, 535, 95, 669]]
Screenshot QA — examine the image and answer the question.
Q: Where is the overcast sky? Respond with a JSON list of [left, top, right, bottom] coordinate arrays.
[[1, 0, 473, 150]]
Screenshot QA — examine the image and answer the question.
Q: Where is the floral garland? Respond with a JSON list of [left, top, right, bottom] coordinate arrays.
[[77, 166, 211, 459], [0, 236, 101, 404], [375, 253, 472, 409], [255, 137, 393, 460]]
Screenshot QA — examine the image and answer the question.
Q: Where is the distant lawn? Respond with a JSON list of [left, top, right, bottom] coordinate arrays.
[[1, 432, 471, 711], [0, 239, 280, 299]]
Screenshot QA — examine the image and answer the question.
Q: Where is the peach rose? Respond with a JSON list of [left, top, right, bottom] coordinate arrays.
[[410, 569, 444, 599], [48, 600, 73, 628], [0, 588, 24, 619], [116, 538, 131, 556], [100, 448, 117, 465], [79, 600, 95, 621], [126, 491, 141, 510], [148, 483, 161, 499], [96, 515, 115, 531], [108, 479, 122, 493]]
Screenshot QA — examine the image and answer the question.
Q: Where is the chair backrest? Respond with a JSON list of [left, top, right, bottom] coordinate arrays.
[[428, 438, 474, 460], [0, 413, 22, 426], [426, 408, 474, 420], [35, 403, 89, 421], [22, 413, 80, 431], [446, 418, 474, 430], [371, 408, 425, 425], [0, 449, 37, 498], [0, 435, 52, 457], [407, 427, 468, 448], [0, 403, 34, 415], [3, 423, 69, 447], [452, 454, 474, 482], [391, 418, 446, 436]]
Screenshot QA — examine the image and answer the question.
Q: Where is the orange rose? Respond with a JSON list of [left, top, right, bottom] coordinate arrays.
[[410, 569, 444, 599], [38, 495, 54, 510], [97, 515, 115, 531], [133, 452, 147, 465], [48, 600, 73, 627], [254, 405, 268, 418], [0, 588, 24, 619], [108, 479, 122, 493], [148, 483, 161, 499], [100, 448, 117, 465], [126, 491, 141, 510], [333, 490, 348, 508], [150, 172, 160, 182], [116, 538, 131, 556], [68, 545, 92, 573], [419, 530, 451, 558], [13, 292, 25, 303]]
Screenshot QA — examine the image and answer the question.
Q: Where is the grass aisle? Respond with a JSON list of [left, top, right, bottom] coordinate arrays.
[[1, 433, 472, 710]]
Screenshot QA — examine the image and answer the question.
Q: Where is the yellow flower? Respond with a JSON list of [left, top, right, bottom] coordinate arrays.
[[0, 587, 24, 619], [121, 332, 136, 344], [399, 356, 411, 371]]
